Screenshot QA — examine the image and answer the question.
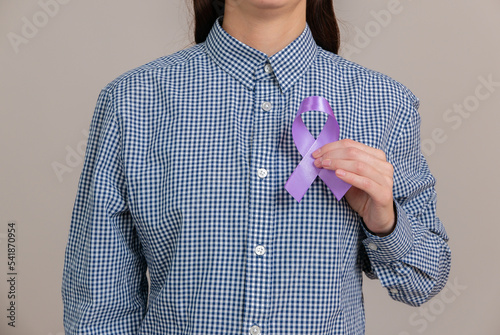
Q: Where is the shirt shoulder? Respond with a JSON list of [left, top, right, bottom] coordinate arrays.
[[100, 43, 206, 94], [316, 48, 420, 110]]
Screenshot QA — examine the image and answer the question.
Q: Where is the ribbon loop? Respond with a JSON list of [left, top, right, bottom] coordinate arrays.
[[285, 96, 351, 202]]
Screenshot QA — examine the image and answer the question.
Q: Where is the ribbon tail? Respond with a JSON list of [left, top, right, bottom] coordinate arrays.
[[318, 168, 352, 201]]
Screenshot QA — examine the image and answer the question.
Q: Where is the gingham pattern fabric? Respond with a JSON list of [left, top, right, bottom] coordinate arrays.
[[62, 16, 451, 335]]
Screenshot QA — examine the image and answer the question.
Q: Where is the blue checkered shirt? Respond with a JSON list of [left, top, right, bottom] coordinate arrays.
[[62, 16, 451, 335]]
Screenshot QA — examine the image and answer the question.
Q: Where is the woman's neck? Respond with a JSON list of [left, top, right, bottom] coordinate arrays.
[[221, 0, 306, 57]]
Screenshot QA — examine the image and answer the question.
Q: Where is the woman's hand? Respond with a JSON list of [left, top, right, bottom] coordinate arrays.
[[312, 139, 396, 236]]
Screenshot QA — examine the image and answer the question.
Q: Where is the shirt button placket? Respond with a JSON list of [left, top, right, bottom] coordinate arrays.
[[243, 59, 277, 335]]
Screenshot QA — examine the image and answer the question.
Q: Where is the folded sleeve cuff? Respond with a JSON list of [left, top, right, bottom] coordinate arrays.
[[361, 201, 414, 263]]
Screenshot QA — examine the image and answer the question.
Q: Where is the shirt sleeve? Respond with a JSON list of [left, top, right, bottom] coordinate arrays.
[[61, 88, 148, 333], [359, 89, 452, 307]]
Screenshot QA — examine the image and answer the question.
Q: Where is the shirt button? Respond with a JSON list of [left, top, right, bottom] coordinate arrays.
[[261, 101, 272, 112], [367, 243, 378, 251], [390, 288, 399, 294], [257, 168, 268, 179], [264, 63, 272, 73], [254, 245, 266, 256], [250, 325, 261, 335]]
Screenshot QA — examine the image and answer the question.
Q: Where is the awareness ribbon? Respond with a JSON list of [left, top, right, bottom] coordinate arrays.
[[285, 96, 351, 202]]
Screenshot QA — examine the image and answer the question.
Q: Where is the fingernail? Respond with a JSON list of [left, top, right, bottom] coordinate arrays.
[[322, 159, 331, 167], [312, 148, 321, 158], [336, 169, 345, 176]]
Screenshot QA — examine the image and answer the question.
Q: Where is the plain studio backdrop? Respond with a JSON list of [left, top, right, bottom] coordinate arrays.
[[0, 0, 499, 334]]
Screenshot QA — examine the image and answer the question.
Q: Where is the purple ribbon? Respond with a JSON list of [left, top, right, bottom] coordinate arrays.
[[285, 96, 351, 202]]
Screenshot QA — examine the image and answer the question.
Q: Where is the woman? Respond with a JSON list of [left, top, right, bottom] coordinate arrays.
[[62, 0, 451, 334]]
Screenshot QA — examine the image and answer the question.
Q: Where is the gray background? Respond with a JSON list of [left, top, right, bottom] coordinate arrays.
[[1, 0, 499, 334]]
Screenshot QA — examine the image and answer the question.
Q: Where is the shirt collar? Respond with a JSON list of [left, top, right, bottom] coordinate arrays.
[[204, 16, 318, 94]]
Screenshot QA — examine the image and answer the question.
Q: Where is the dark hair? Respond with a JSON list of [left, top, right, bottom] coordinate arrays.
[[192, 0, 340, 54]]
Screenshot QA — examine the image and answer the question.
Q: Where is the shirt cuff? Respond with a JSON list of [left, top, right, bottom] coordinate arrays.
[[361, 201, 414, 263]]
